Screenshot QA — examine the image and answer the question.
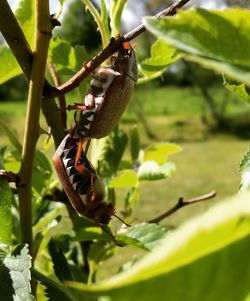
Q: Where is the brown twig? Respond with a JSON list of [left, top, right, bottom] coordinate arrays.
[[47, 63, 67, 128], [44, 0, 191, 98], [148, 191, 216, 223], [0, 169, 19, 183]]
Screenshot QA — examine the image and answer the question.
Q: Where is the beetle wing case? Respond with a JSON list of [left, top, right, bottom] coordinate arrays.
[[88, 74, 135, 138], [52, 135, 88, 215]]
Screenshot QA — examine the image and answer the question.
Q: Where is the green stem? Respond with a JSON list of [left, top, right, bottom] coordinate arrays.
[[17, 0, 52, 256]]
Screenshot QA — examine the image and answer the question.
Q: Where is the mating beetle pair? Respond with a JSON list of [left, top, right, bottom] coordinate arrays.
[[52, 41, 137, 240]]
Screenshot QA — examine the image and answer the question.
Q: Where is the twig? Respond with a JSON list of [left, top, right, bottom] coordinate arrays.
[[148, 191, 216, 223], [0, 170, 19, 183], [44, 0, 191, 98], [47, 63, 67, 128]]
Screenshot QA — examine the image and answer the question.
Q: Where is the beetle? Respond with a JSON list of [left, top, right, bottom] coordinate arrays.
[[52, 133, 125, 245], [68, 41, 138, 139]]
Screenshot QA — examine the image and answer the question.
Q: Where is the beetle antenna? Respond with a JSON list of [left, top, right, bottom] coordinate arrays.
[[113, 214, 131, 227]]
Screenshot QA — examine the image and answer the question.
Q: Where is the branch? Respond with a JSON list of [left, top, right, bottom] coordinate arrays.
[[44, 0, 191, 98], [17, 0, 53, 255], [47, 63, 67, 129], [148, 191, 216, 223]]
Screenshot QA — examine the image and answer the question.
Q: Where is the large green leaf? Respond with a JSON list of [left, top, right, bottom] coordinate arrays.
[[0, 245, 35, 301], [0, 150, 13, 245], [143, 8, 250, 86], [64, 191, 250, 301]]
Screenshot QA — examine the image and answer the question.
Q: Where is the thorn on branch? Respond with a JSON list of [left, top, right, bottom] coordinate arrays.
[[148, 191, 217, 224], [0, 170, 19, 183]]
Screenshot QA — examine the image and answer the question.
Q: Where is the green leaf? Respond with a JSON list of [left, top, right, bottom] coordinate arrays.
[[110, 0, 128, 37], [32, 269, 73, 301], [142, 143, 182, 165], [0, 46, 22, 85], [138, 161, 176, 181], [0, 120, 22, 153], [49, 37, 74, 71], [66, 191, 250, 301], [32, 150, 53, 195], [124, 187, 140, 213], [0, 150, 13, 245], [109, 170, 138, 188], [0, 245, 35, 301], [143, 8, 250, 86], [117, 223, 168, 251], [139, 40, 182, 83], [239, 149, 250, 190], [15, 0, 35, 45], [130, 126, 141, 162], [48, 240, 73, 282], [93, 129, 128, 177], [224, 79, 250, 103], [74, 227, 110, 242]]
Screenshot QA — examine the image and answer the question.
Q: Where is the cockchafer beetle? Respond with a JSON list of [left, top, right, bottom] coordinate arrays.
[[52, 132, 126, 245], [68, 41, 137, 140]]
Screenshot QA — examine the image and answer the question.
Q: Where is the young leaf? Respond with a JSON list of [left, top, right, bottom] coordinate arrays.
[[142, 143, 182, 165], [48, 240, 73, 282], [109, 170, 138, 188], [0, 150, 13, 245], [66, 192, 250, 301], [95, 129, 128, 177], [139, 39, 183, 84], [110, 0, 128, 37], [224, 79, 250, 103], [138, 161, 176, 181], [124, 187, 140, 213], [0, 245, 35, 301], [143, 8, 250, 86], [117, 223, 168, 251], [239, 149, 250, 191]]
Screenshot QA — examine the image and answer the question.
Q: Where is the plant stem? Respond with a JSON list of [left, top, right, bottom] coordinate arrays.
[[17, 0, 52, 255], [148, 191, 216, 223]]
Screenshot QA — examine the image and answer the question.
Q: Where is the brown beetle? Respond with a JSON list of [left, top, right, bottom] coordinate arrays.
[[53, 133, 115, 225], [69, 41, 137, 139]]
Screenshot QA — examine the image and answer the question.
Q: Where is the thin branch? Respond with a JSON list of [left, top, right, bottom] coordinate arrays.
[[17, 0, 53, 255], [148, 191, 216, 223], [0, 170, 19, 183], [44, 0, 191, 98], [47, 63, 67, 129]]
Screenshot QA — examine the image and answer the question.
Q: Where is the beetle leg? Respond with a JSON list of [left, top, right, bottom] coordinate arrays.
[[74, 136, 84, 169], [66, 103, 88, 111], [84, 138, 91, 154]]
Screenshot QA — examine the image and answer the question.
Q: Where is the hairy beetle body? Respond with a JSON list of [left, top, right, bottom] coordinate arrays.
[[75, 43, 137, 138]]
